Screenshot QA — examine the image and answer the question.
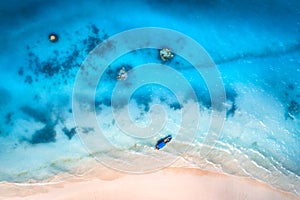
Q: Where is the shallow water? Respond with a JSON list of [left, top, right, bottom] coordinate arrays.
[[0, 0, 299, 196]]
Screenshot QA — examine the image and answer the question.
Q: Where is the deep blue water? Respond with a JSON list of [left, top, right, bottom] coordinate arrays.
[[0, 0, 299, 196]]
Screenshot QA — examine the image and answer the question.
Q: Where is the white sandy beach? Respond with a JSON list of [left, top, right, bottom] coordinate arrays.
[[1, 167, 298, 200]]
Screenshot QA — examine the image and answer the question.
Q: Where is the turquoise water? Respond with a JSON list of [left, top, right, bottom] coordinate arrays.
[[0, 0, 299, 196]]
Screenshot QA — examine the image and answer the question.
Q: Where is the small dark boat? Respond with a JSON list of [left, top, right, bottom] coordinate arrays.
[[155, 135, 172, 150]]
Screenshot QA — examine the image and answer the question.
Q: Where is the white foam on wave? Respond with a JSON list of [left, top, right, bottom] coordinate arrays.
[[76, 85, 300, 194], [214, 83, 300, 195], [0, 82, 299, 194]]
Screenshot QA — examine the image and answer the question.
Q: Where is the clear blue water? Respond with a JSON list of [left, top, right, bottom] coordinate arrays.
[[0, 0, 299, 196]]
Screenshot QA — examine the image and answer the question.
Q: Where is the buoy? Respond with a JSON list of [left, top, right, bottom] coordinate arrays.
[[49, 33, 59, 42]]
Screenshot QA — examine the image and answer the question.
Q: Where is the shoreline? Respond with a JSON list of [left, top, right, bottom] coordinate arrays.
[[0, 166, 299, 200]]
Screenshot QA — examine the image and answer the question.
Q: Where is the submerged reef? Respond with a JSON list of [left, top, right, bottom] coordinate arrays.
[[134, 95, 153, 112], [286, 100, 300, 119], [282, 83, 300, 120], [31, 123, 56, 144], [19, 24, 108, 85], [169, 102, 182, 110], [226, 102, 237, 118], [225, 87, 238, 118], [62, 127, 77, 140], [5, 112, 13, 125], [20, 105, 59, 144], [21, 106, 49, 123]]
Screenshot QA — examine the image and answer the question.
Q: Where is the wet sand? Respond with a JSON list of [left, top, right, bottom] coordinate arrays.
[[1, 167, 298, 200]]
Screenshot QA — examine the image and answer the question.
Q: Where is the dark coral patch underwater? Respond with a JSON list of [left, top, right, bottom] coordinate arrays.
[[19, 24, 109, 86], [31, 124, 56, 144], [62, 127, 77, 140]]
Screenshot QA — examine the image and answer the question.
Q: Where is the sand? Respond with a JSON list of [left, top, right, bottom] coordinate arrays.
[[0, 167, 298, 200]]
